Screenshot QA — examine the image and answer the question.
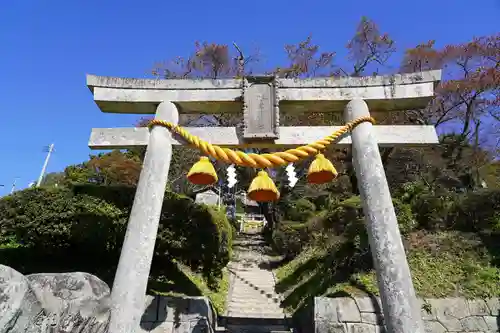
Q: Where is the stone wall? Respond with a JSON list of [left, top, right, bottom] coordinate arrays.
[[314, 297, 499, 333], [140, 295, 216, 333]]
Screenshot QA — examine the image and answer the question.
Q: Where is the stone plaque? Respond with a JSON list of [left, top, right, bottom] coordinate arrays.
[[243, 76, 279, 139]]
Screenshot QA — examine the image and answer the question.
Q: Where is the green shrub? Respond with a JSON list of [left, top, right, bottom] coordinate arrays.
[[393, 198, 418, 235], [317, 197, 369, 254], [272, 221, 310, 258], [320, 196, 417, 236], [284, 198, 316, 222], [450, 189, 500, 232], [395, 181, 430, 204], [0, 186, 232, 285], [408, 189, 500, 232], [410, 193, 455, 230], [272, 195, 419, 258], [272, 211, 339, 259], [157, 193, 232, 284], [0, 187, 125, 253]]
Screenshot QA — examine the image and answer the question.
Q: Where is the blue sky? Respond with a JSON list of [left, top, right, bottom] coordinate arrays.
[[0, 0, 499, 195]]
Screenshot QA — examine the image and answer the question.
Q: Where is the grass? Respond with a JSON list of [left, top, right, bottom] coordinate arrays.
[[275, 230, 500, 314]]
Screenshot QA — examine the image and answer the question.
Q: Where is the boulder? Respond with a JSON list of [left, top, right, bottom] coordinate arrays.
[[0, 265, 111, 333]]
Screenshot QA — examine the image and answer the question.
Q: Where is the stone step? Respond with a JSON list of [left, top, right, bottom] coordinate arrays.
[[230, 276, 276, 284], [231, 274, 276, 282], [229, 292, 281, 304], [220, 315, 291, 332], [227, 304, 282, 312], [231, 288, 277, 296], [228, 302, 281, 309], [229, 265, 271, 270], [230, 285, 277, 291], [229, 273, 275, 280], [231, 278, 276, 285], [230, 267, 273, 272], [226, 305, 284, 314], [232, 274, 275, 279], [230, 285, 277, 293], [226, 312, 285, 319], [227, 296, 281, 303], [227, 301, 283, 309], [223, 315, 287, 324], [229, 268, 274, 274], [227, 305, 284, 318], [230, 280, 276, 288], [233, 265, 270, 269], [231, 280, 276, 286], [225, 232, 290, 332], [226, 313, 285, 320], [225, 325, 291, 333], [229, 298, 279, 303], [226, 309, 284, 316], [230, 291, 280, 298], [231, 290, 281, 304], [226, 313, 286, 320], [231, 286, 277, 294]]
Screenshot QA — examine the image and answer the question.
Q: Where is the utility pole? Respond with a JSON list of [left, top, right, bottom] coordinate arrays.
[[36, 143, 55, 187], [11, 178, 19, 194]]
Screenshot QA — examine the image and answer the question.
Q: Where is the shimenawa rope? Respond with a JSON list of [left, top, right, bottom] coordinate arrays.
[[148, 116, 375, 168]]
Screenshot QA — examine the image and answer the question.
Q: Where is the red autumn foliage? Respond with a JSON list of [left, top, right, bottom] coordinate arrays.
[[402, 34, 499, 160]]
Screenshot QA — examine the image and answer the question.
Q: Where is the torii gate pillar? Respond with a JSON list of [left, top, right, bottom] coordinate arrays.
[[86, 70, 441, 333], [107, 102, 178, 333], [346, 99, 423, 333]]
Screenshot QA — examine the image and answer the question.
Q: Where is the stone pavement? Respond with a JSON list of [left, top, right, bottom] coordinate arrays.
[[222, 232, 290, 332]]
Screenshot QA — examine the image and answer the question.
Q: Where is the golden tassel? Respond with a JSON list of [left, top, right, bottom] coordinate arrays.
[[307, 153, 338, 184], [187, 156, 218, 185], [247, 171, 280, 202]]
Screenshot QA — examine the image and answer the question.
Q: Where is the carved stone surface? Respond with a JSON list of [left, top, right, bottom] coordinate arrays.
[[314, 297, 500, 333], [0, 264, 111, 333], [0, 265, 216, 333], [243, 76, 279, 140]]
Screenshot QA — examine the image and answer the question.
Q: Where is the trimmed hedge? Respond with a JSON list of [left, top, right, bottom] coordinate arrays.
[[0, 185, 232, 286]]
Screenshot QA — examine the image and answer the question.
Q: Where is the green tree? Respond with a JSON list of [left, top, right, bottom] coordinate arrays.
[[64, 150, 142, 186], [65, 18, 498, 232], [40, 171, 66, 187]]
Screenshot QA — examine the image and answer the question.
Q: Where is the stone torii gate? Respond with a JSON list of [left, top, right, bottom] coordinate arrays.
[[87, 70, 441, 333]]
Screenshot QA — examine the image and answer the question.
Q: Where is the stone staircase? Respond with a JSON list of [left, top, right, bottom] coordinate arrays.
[[218, 232, 292, 333]]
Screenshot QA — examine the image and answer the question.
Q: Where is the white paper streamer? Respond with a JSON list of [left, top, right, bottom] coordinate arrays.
[[286, 164, 298, 188], [227, 164, 237, 188]]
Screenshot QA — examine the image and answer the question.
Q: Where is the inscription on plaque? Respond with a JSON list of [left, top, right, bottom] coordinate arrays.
[[243, 76, 279, 140]]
